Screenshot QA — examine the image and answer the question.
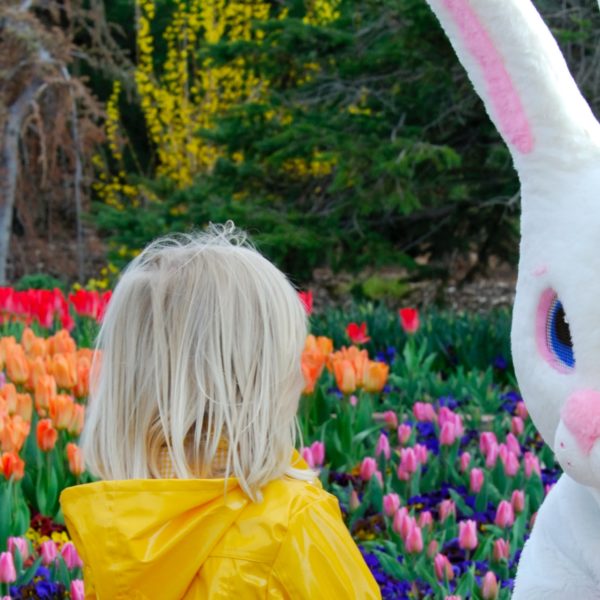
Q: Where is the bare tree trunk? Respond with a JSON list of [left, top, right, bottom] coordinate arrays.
[[62, 67, 85, 282], [0, 79, 42, 284]]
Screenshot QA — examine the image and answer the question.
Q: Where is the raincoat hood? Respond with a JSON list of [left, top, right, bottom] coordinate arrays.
[[61, 472, 381, 599]]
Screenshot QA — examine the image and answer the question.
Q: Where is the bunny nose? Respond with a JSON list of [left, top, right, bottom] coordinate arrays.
[[561, 390, 600, 454]]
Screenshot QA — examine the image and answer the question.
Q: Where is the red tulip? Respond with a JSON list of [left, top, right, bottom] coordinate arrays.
[[298, 290, 313, 315], [398, 308, 419, 333], [346, 322, 371, 344]]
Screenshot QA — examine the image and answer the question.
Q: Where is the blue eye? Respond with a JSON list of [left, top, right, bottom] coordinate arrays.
[[547, 296, 575, 369]]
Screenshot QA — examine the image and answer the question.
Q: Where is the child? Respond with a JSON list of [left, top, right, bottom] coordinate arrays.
[[60, 223, 381, 599]]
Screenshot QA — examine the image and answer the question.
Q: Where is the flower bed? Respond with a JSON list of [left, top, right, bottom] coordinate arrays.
[[0, 292, 559, 599]]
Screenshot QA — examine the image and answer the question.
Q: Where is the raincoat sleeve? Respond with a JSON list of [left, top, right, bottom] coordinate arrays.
[[271, 494, 381, 599]]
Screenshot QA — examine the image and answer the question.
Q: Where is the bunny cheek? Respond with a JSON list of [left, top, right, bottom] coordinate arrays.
[[555, 390, 600, 487]]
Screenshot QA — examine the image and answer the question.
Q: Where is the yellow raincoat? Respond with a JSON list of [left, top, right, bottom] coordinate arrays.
[[60, 464, 381, 599]]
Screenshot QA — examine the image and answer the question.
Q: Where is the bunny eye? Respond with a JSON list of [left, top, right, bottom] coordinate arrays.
[[536, 289, 574, 373]]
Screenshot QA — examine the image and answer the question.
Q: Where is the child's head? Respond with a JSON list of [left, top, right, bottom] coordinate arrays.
[[82, 223, 309, 499]]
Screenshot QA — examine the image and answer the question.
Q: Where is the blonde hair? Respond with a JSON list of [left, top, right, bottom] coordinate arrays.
[[81, 222, 312, 500]]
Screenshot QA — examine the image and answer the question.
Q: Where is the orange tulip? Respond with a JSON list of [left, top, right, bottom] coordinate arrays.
[[0, 337, 17, 371], [35, 375, 57, 414], [328, 345, 368, 373], [27, 357, 47, 391], [1, 384, 17, 415], [0, 416, 30, 454], [66, 443, 85, 476], [29, 338, 47, 359], [333, 359, 357, 394], [47, 330, 76, 356], [301, 350, 326, 394], [68, 403, 85, 436], [37, 419, 58, 452], [73, 356, 90, 398], [305, 335, 333, 356], [362, 361, 389, 393], [15, 393, 32, 422], [52, 354, 77, 390], [6, 346, 29, 385], [21, 328, 36, 354], [49, 394, 75, 430], [1, 452, 24, 481]]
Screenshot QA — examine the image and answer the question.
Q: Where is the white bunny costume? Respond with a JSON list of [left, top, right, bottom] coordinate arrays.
[[424, 0, 600, 597]]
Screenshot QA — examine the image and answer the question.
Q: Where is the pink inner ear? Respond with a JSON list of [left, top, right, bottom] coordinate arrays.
[[441, 0, 534, 154]]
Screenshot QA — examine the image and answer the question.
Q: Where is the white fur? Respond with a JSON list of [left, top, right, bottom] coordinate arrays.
[[513, 475, 600, 598], [425, 0, 600, 595]]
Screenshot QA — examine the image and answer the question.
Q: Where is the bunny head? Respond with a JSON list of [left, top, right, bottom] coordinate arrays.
[[425, 0, 600, 488]]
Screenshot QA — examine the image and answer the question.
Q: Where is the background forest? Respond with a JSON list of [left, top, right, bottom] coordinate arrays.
[[3, 0, 600, 292]]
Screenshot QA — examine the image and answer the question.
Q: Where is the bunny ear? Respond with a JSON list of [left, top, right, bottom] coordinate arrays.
[[425, 0, 600, 168]]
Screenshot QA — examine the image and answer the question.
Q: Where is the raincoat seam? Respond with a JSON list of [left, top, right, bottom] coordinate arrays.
[[207, 554, 272, 564], [270, 496, 336, 589]]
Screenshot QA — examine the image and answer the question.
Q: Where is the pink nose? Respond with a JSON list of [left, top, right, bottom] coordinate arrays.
[[562, 390, 600, 454]]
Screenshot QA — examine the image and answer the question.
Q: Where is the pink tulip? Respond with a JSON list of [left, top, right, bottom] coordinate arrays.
[[434, 553, 454, 581], [359, 457, 377, 481], [0, 552, 16, 583], [414, 444, 429, 465], [530, 511, 538, 528], [349, 489, 360, 511], [413, 402, 436, 422], [374, 470, 383, 487], [71, 580, 85, 600], [495, 500, 515, 528], [300, 447, 315, 468], [60, 541, 83, 569], [458, 520, 478, 551], [440, 422, 457, 446], [349, 394, 358, 406], [427, 540, 439, 557], [376, 433, 391, 460], [439, 407, 464, 437], [383, 410, 398, 429], [481, 571, 499, 600], [40, 540, 58, 565], [404, 522, 424, 553], [511, 416, 525, 436], [545, 483, 555, 495], [493, 538, 510, 562], [511, 490, 525, 513], [418, 511, 433, 529], [506, 433, 522, 456], [400, 448, 418, 473], [479, 432, 497, 455], [397, 466, 411, 481], [498, 443, 508, 463], [469, 468, 484, 493], [524, 451, 541, 478], [516, 401, 528, 420], [400, 515, 416, 541], [485, 443, 499, 469], [383, 493, 401, 517], [397, 424, 412, 445], [502, 450, 520, 477], [445, 597, 462, 600], [438, 499, 456, 522], [392, 507, 409, 535], [310, 441, 325, 467], [459, 451, 471, 472], [7, 536, 28, 560]]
